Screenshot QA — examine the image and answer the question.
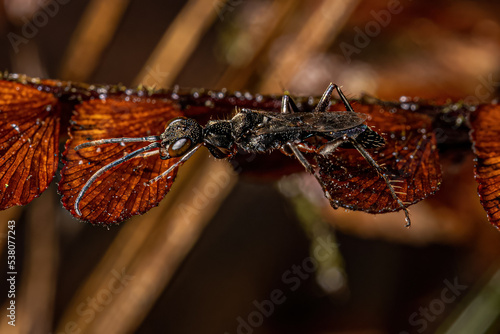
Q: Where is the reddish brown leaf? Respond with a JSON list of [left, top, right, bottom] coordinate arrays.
[[317, 102, 442, 214], [0, 74, 453, 225], [469, 104, 500, 229], [0, 80, 60, 208], [59, 97, 184, 225]]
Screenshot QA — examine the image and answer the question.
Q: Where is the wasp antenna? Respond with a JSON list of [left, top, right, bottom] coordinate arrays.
[[75, 135, 161, 150], [74, 142, 160, 216]]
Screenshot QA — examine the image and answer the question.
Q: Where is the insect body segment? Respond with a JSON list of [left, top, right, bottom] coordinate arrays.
[[159, 117, 203, 159], [74, 83, 411, 226]]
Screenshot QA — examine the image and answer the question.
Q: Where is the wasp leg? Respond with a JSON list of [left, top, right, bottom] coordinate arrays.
[[314, 83, 335, 113], [288, 95, 301, 113], [281, 94, 290, 114], [148, 143, 203, 185], [318, 138, 344, 156], [348, 137, 411, 227], [286, 142, 339, 209], [281, 94, 301, 114], [334, 84, 357, 114]]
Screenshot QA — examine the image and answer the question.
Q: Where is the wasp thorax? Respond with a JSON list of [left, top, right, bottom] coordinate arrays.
[[159, 117, 203, 159]]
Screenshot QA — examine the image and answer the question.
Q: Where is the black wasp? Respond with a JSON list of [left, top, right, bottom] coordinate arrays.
[[74, 84, 411, 226]]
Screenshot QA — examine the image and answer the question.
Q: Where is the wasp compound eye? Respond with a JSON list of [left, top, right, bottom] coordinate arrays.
[[160, 117, 203, 159], [168, 137, 193, 157]]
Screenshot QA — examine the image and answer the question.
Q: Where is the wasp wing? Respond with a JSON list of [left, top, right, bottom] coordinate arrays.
[[251, 111, 368, 136]]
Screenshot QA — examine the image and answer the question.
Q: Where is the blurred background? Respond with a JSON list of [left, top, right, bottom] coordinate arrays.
[[1, 0, 500, 333]]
